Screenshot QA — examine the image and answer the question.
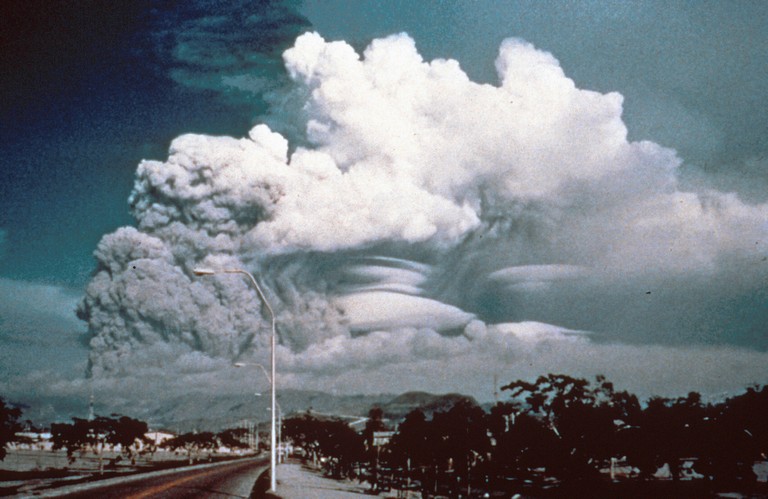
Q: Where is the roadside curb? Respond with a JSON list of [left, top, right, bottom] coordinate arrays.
[[18, 456, 266, 498]]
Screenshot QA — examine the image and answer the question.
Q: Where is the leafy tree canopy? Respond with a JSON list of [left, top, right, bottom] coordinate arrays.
[[51, 414, 149, 461], [0, 397, 22, 461]]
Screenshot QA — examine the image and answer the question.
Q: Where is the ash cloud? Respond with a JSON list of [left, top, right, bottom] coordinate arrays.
[[79, 33, 768, 400]]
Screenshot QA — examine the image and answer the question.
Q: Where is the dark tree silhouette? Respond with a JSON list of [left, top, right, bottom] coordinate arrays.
[[363, 407, 389, 490], [694, 386, 767, 483], [282, 413, 365, 478], [489, 408, 559, 482], [381, 376, 768, 495], [283, 413, 324, 463], [51, 414, 149, 472], [318, 419, 365, 478], [621, 393, 705, 481], [107, 415, 150, 463], [501, 374, 631, 483], [51, 418, 93, 462], [217, 427, 251, 450], [0, 397, 22, 461], [163, 431, 218, 464], [363, 407, 387, 446], [286, 379, 768, 495], [427, 398, 490, 496], [387, 408, 430, 469]]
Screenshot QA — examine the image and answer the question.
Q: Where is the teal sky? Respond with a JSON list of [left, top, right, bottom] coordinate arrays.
[[1, 1, 767, 416]]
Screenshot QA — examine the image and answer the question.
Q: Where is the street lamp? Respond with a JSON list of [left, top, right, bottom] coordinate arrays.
[[193, 267, 278, 492], [267, 401, 285, 463], [234, 362, 272, 384]]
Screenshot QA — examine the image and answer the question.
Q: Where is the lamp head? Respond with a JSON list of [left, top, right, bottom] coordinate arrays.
[[193, 268, 216, 276]]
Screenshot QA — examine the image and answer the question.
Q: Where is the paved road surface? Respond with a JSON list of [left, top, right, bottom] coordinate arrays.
[[36, 457, 268, 499]]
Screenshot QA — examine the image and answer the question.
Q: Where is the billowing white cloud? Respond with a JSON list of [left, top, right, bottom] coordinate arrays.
[[489, 265, 587, 293], [474, 321, 590, 345], [335, 291, 474, 332], [78, 32, 768, 403]]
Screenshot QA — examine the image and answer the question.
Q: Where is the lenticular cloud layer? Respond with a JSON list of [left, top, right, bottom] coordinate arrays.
[[80, 33, 768, 392]]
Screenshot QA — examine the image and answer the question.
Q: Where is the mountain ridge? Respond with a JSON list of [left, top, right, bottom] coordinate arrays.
[[13, 389, 489, 432]]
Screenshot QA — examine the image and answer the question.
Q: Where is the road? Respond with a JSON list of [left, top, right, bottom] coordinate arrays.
[[40, 457, 268, 499]]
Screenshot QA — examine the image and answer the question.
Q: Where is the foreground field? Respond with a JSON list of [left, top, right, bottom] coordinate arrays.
[[0, 448, 256, 497]]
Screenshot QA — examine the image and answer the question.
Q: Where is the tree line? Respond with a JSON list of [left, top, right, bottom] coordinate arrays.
[[281, 374, 768, 496], [3, 374, 768, 494], [0, 400, 254, 473]]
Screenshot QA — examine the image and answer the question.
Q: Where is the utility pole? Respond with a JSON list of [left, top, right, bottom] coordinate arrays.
[[88, 384, 95, 421]]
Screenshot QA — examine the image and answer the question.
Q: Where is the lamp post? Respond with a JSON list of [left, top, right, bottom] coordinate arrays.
[[267, 400, 284, 463], [194, 267, 278, 493]]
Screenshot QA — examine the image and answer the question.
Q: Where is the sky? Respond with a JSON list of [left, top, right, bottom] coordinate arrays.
[[1, 1, 767, 419]]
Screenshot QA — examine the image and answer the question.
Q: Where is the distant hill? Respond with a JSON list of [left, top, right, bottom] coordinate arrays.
[[14, 389, 484, 432], [133, 389, 395, 432], [379, 391, 479, 420]]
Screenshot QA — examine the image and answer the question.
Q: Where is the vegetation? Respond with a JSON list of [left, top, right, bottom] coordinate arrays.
[[3, 375, 768, 495], [41, 415, 252, 459], [281, 375, 768, 497], [0, 397, 22, 461], [51, 414, 149, 472], [216, 427, 251, 451], [283, 412, 365, 478], [0, 403, 265, 497], [163, 431, 219, 464]]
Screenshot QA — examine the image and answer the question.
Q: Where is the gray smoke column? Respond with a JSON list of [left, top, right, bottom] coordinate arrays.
[[79, 32, 768, 397]]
